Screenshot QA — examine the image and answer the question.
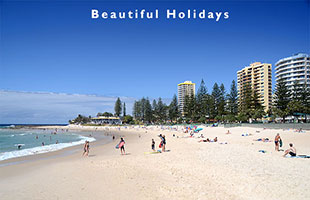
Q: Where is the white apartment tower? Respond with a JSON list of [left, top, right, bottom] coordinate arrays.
[[178, 81, 195, 115], [275, 53, 310, 90]]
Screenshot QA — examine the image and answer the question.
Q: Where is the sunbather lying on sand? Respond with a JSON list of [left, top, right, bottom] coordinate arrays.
[[198, 137, 217, 143], [253, 138, 271, 142], [198, 138, 210, 142]]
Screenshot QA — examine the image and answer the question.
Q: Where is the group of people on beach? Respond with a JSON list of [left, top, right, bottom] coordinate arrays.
[[274, 133, 297, 157], [157, 134, 166, 152], [80, 126, 300, 158], [82, 136, 126, 157], [150, 134, 166, 152]]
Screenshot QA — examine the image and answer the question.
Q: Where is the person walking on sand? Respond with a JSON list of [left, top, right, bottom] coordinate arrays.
[[118, 138, 126, 155], [283, 143, 296, 157], [162, 135, 166, 152], [158, 134, 164, 151], [83, 141, 90, 156], [152, 139, 155, 151], [274, 133, 281, 151]]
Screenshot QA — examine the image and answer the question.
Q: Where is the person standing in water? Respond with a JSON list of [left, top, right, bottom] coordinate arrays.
[[83, 141, 90, 156], [119, 138, 125, 155], [274, 133, 281, 151]]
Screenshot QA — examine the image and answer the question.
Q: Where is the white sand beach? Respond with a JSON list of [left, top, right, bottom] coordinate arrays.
[[0, 125, 310, 200]]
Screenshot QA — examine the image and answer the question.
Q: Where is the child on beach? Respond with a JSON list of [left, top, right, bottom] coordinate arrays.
[[152, 139, 155, 151], [83, 141, 90, 156]]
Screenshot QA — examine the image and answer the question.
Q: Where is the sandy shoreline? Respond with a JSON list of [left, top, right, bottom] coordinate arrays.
[[0, 125, 310, 200]]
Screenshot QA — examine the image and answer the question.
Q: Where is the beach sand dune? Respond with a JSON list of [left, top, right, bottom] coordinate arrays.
[[0, 126, 310, 200]]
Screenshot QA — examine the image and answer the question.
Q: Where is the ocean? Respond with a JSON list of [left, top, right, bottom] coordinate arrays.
[[0, 125, 96, 161]]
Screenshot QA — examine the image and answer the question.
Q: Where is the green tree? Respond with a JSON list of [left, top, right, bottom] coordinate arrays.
[[227, 80, 238, 116], [299, 83, 310, 122], [168, 94, 179, 122], [239, 82, 252, 121], [152, 99, 158, 122], [252, 89, 265, 120], [114, 97, 122, 117], [123, 115, 133, 124], [144, 98, 153, 123], [225, 114, 236, 123], [133, 100, 141, 120], [286, 100, 304, 122], [71, 114, 91, 124], [237, 112, 248, 122], [207, 94, 216, 120], [157, 98, 167, 122], [140, 97, 146, 121], [212, 83, 221, 117], [102, 112, 113, 117], [183, 95, 197, 122], [197, 79, 208, 95], [196, 79, 208, 121], [123, 102, 126, 117], [218, 83, 226, 117], [274, 79, 290, 122], [97, 112, 113, 117]]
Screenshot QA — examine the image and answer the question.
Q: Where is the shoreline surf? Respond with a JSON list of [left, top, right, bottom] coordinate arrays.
[[0, 135, 96, 161]]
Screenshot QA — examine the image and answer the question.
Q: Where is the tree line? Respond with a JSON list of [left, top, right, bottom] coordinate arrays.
[[69, 78, 310, 125], [132, 95, 179, 124], [273, 79, 310, 122], [131, 79, 239, 124]]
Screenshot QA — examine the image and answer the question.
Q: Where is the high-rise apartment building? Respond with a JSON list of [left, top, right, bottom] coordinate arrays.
[[178, 81, 195, 115], [237, 62, 272, 112], [275, 53, 310, 90]]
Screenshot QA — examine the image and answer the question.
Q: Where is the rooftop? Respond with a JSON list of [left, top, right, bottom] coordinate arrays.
[[178, 81, 195, 86], [275, 53, 309, 66], [91, 116, 120, 120]]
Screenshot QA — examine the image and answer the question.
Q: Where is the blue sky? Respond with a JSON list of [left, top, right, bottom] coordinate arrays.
[[0, 0, 309, 123]]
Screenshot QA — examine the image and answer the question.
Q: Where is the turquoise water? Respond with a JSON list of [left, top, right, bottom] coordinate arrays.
[[0, 127, 95, 161]]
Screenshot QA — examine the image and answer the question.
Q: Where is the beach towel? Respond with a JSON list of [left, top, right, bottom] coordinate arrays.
[[287, 155, 310, 158]]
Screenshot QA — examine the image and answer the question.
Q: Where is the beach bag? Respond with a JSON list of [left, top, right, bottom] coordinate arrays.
[[159, 142, 162, 148]]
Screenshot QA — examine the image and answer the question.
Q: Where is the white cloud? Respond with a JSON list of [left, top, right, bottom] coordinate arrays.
[[0, 90, 136, 124]]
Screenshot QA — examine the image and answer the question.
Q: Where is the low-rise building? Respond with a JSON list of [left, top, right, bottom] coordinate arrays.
[[91, 116, 122, 125]]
